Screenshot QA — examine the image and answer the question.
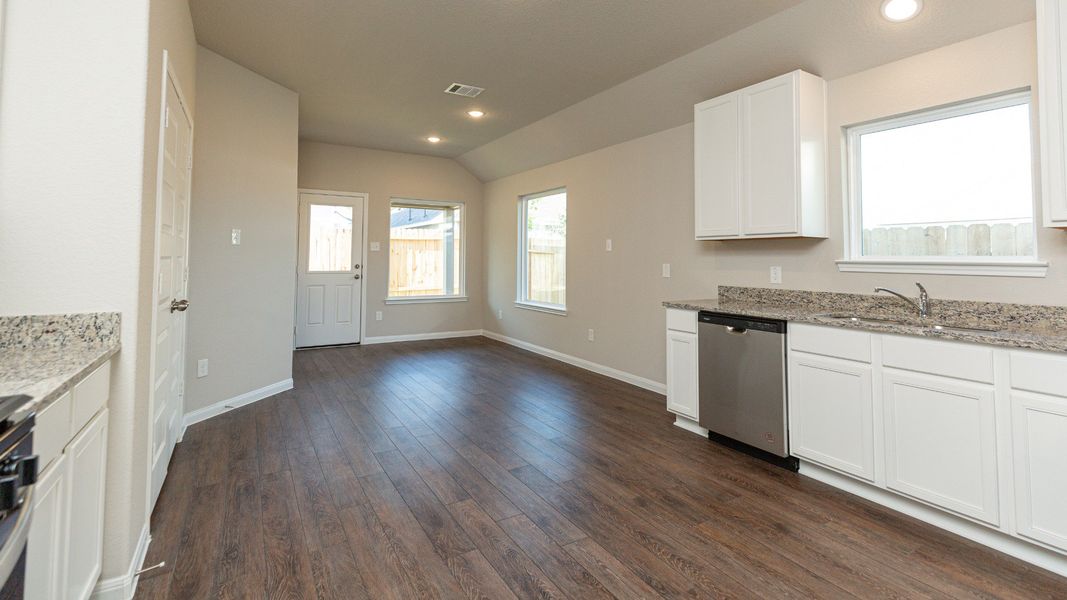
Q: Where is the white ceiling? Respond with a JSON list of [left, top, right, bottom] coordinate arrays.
[[457, 0, 1037, 181], [189, 0, 805, 157]]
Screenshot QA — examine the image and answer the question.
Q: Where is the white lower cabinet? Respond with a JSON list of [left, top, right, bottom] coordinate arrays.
[[26, 361, 110, 600], [788, 353, 875, 481], [1011, 391, 1067, 551], [666, 329, 699, 420], [65, 409, 109, 600], [882, 370, 999, 525], [26, 454, 69, 600]]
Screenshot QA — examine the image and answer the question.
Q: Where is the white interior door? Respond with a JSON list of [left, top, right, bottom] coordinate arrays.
[[296, 192, 364, 347], [150, 68, 192, 509]]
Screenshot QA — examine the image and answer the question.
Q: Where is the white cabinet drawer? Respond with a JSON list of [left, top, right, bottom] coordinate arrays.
[[881, 335, 994, 384], [36, 392, 72, 473], [665, 309, 697, 334], [72, 363, 109, 437], [789, 323, 871, 363], [1010, 350, 1067, 397]]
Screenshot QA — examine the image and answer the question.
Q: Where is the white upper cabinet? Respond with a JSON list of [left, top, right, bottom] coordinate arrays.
[[694, 70, 827, 240], [1039, 0, 1067, 227], [694, 94, 740, 238]]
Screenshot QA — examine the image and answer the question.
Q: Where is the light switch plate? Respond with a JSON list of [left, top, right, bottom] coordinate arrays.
[[662, 263, 671, 278], [375, 311, 383, 321], [370, 241, 381, 251], [231, 229, 241, 245], [587, 329, 595, 342], [605, 239, 613, 252], [196, 359, 209, 378], [770, 266, 783, 284]]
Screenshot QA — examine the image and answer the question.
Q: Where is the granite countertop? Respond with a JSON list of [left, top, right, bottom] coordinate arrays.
[[663, 287, 1067, 354], [0, 313, 121, 417]]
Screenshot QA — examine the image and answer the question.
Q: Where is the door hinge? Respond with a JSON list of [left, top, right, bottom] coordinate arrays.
[[177, 380, 184, 396], [164, 108, 170, 128], [186, 154, 193, 170]]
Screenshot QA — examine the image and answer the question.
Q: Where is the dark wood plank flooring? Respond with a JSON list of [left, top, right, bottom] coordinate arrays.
[[135, 337, 1067, 599]]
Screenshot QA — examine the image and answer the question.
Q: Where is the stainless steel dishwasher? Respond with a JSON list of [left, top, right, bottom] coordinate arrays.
[[697, 311, 796, 470]]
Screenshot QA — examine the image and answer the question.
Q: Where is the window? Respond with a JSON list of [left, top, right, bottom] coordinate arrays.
[[517, 188, 567, 314], [308, 203, 354, 272], [841, 90, 1046, 277], [387, 199, 465, 302]]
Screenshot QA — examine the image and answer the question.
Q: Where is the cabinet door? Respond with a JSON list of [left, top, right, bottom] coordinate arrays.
[[666, 330, 698, 420], [1039, 0, 1067, 225], [694, 94, 740, 238], [65, 409, 108, 600], [26, 454, 69, 600], [788, 353, 875, 480], [741, 73, 799, 236], [883, 371, 999, 525], [1012, 391, 1067, 551]]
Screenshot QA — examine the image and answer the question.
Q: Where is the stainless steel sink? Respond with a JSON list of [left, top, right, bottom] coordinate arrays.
[[813, 313, 999, 333]]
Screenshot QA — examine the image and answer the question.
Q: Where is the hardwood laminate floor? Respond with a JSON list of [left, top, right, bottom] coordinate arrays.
[[135, 337, 1067, 599]]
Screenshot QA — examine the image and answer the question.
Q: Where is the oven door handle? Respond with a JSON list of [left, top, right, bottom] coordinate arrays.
[[0, 486, 33, 588]]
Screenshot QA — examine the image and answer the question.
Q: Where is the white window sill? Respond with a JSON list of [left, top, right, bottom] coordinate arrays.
[[514, 301, 567, 316], [836, 259, 1048, 278], [385, 295, 468, 305]]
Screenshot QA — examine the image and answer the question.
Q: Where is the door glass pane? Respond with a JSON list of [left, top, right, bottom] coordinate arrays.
[[308, 204, 353, 272], [524, 191, 566, 307]]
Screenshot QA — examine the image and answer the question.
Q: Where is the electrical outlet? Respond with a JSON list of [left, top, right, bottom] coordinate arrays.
[[605, 239, 613, 252], [231, 229, 241, 245], [370, 241, 381, 251], [770, 266, 783, 284], [375, 310, 383, 321], [662, 263, 671, 278], [197, 359, 209, 378], [587, 329, 595, 342], [497, 309, 503, 320]]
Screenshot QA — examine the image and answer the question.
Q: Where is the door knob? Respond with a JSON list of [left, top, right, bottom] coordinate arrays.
[[170, 299, 190, 312], [354, 264, 361, 270], [354, 274, 361, 280]]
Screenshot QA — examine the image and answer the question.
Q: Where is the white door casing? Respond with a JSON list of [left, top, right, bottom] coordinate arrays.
[[149, 55, 193, 510], [296, 191, 366, 347]]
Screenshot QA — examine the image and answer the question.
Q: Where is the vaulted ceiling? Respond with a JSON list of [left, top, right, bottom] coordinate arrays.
[[190, 0, 805, 156], [191, 0, 1036, 172]]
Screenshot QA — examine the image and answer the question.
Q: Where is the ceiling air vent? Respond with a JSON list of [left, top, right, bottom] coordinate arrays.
[[444, 83, 485, 98]]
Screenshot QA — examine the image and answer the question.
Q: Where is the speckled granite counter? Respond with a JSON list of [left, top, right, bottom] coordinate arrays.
[[0, 313, 120, 416], [664, 287, 1067, 353]]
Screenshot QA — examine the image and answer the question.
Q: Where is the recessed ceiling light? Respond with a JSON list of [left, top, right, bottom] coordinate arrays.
[[426, 136, 441, 143], [881, 0, 922, 22], [467, 110, 485, 118]]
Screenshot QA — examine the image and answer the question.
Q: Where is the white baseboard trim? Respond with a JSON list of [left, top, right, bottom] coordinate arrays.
[[181, 378, 294, 436], [799, 460, 1067, 578], [91, 521, 151, 600], [361, 329, 483, 345], [481, 330, 666, 395], [673, 415, 708, 437]]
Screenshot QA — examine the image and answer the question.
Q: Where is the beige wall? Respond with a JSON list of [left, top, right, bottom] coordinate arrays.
[[298, 142, 485, 338], [484, 22, 1066, 386], [0, 0, 199, 583], [185, 47, 299, 413]]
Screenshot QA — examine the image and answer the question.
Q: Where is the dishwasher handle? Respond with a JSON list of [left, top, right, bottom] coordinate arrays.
[[725, 326, 748, 335], [698, 311, 786, 334]]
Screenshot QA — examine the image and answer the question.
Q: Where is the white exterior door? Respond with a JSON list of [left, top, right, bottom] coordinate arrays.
[[150, 70, 192, 509], [296, 192, 365, 347]]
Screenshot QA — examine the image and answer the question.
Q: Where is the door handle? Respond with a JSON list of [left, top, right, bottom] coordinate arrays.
[[725, 326, 748, 335], [353, 274, 361, 280], [170, 299, 190, 312]]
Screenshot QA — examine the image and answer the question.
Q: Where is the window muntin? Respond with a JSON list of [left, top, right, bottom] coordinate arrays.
[[845, 91, 1037, 264], [388, 199, 464, 299], [518, 189, 567, 312], [307, 203, 354, 272]]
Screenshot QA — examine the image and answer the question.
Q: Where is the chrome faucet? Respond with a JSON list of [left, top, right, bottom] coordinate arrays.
[[874, 283, 931, 319]]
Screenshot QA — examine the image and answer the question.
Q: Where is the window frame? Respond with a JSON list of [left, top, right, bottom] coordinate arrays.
[[385, 197, 468, 304], [838, 89, 1048, 278], [516, 187, 567, 315]]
